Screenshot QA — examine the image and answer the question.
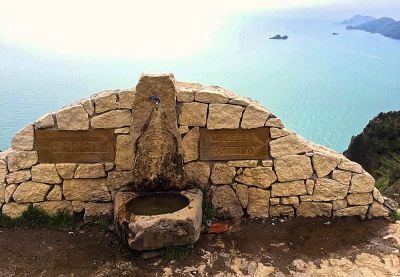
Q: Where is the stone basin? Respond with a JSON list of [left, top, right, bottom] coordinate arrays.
[[114, 188, 203, 251]]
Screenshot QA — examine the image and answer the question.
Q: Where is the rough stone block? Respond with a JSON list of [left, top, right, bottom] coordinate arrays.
[[63, 179, 111, 202], [212, 185, 244, 218], [274, 155, 313, 182], [207, 104, 244, 129], [235, 167, 276, 189], [31, 164, 62, 184], [11, 125, 34, 151], [297, 202, 332, 217], [56, 105, 89, 130], [178, 103, 208, 127], [211, 163, 236, 185], [271, 180, 307, 197]]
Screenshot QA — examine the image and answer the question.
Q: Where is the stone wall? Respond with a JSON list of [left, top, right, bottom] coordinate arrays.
[[0, 76, 394, 220]]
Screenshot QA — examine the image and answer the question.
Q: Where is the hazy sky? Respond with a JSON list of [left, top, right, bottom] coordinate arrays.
[[0, 0, 398, 59]]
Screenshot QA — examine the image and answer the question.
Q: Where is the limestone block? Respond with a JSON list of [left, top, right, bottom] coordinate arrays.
[[56, 163, 77, 179], [368, 202, 390, 217], [235, 183, 248, 208], [211, 163, 236, 185], [274, 155, 313, 182], [81, 98, 94, 116], [178, 126, 190, 135], [106, 171, 134, 191], [349, 172, 375, 193], [13, 181, 51, 203], [383, 197, 398, 212], [372, 188, 385, 204], [31, 164, 62, 184], [229, 97, 251, 106], [2, 203, 29, 218], [94, 91, 118, 113], [306, 179, 315, 194], [240, 104, 270, 129], [270, 198, 280, 205], [0, 160, 6, 183], [11, 125, 34, 151], [0, 183, 5, 203], [312, 153, 341, 178], [115, 135, 134, 171], [265, 117, 284, 128], [212, 185, 244, 218], [337, 161, 363, 173], [312, 178, 349, 201], [332, 199, 347, 210], [34, 201, 73, 215], [334, 206, 368, 217], [270, 135, 312, 158], [6, 170, 31, 184], [227, 160, 258, 168], [235, 167, 276, 189], [269, 205, 294, 217], [346, 193, 373, 206], [182, 127, 199, 162], [4, 184, 17, 203], [281, 196, 299, 207], [84, 202, 113, 222], [118, 90, 135, 109], [72, 201, 86, 213], [46, 185, 62, 201], [261, 160, 273, 167], [247, 187, 270, 218], [63, 179, 111, 202], [56, 105, 89, 130], [271, 180, 307, 197], [7, 151, 38, 172], [207, 104, 244, 129], [185, 162, 210, 189], [178, 103, 208, 127], [74, 164, 106, 178], [270, 128, 291, 139], [300, 195, 313, 202], [195, 87, 229, 103], [91, 110, 132, 129], [332, 170, 352, 184], [34, 113, 55, 129], [115, 127, 130, 134], [104, 163, 114, 171], [176, 88, 195, 103], [297, 202, 332, 217]]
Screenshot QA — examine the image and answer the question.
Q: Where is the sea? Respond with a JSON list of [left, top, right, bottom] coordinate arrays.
[[1, 13, 400, 152]]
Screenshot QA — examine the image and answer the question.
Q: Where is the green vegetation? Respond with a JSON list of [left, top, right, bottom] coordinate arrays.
[[373, 152, 400, 191], [202, 190, 214, 226], [97, 216, 113, 232], [163, 245, 192, 260], [391, 210, 400, 220], [0, 205, 80, 231]]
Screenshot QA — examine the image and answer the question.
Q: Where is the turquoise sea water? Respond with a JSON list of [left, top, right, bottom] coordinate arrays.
[[1, 14, 400, 151]]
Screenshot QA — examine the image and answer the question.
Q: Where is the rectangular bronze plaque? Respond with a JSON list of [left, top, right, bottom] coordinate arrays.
[[199, 128, 270, 161], [36, 130, 115, 163]]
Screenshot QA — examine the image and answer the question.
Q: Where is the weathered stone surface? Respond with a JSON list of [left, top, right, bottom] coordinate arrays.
[[332, 199, 348, 210], [13, 181, 51, 203], [261, 160, 273, 167], [195, 87, 229, 103], [118, 90, 135, 109], [81, 98, 94, 116], [270, 135, 311, 158], [349, 172, 375, 193], [235, 183, 248, 208], [265, 117, 284, 128], [212, 185, 244, 218], [72, 201, 86, 213], [247, 187, 270, 218], [347, 193, 373, 205], [332, 170, 352, 184], [4, 184, 17, 203], [31, 164, 62, 184], [178, 126, 189, 135], [114, 127, 130, 134], [300, 195, 313, 202], [185, 162, 210, 189], [94, 91, 117, 113], [46, 185, 62, 201], [229, 96, 250, 106], [56, 105, 89, 130], [2, 203, 28, 218], [207, 104, 244, 129], [5, 170, 31, 184], [368, 202, 390, 217], [312, 153, 341, 178], [115, 135, 134, 171], [91, 110, 131, 129], [373, 188, 385, 204], [106, 171, 134, 191], [11, 125, 34, 151], [305, 179, 315, 194], [104, 163, 114, 171], [269, 205, 294, 217], [227, 160, 258, 168], [211, 163, 236, 185], [337, 161, 363, 173], [178, 103, 208, 126], [274, 155, 313, 182], [182, 127, 199, 162], [235, 167, 276, 188], [334, 206, 368, 217], [84, 202, 113, 222], [56, 163, 76, 179], [241, 104, 270, 129], [0, 160, 6, 184], [63, 179, 111, 202], [312, 178, 349, 201], [34, 201, 72, 215], [176, 88, 195, 102], [271, 180, 307, 197], [383, 197, 398, 212], [34, 113, 54, 129], [0, 183, 5, 203], [297, 202, 332, 217], [7, 151, 38, 172], [74, 164, 106, 178], [270, 128, 291, 139], [270, 198, 280, 205], [281, 196, 299, 207]]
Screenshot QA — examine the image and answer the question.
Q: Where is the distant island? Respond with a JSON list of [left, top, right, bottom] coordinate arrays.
[[342, 15, 400, 40], [269, 35, 288, 40]]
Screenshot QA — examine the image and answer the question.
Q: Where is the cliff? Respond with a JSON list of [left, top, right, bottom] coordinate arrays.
[[341, 15, 376, 27], [344, 16, 400, 40]]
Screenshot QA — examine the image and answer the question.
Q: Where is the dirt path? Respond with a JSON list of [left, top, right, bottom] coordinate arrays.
[[0, 217, 399, 276]]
